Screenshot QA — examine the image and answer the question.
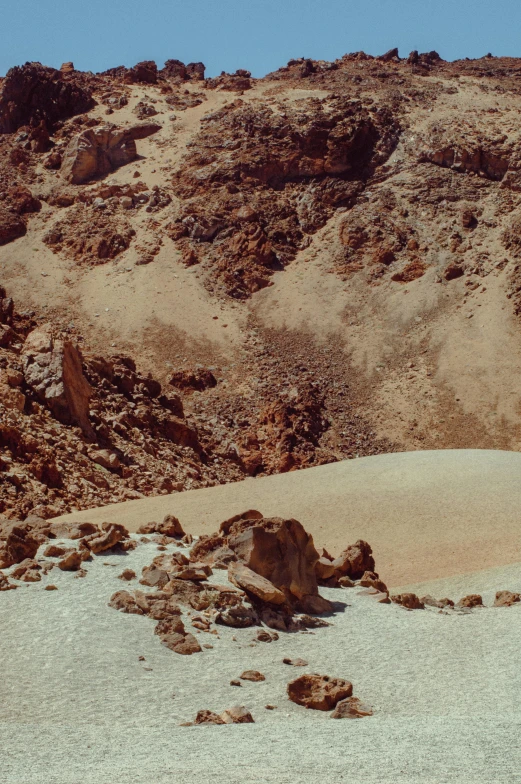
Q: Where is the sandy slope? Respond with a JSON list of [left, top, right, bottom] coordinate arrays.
[[54, 449, 521, 586], [1, 532, 521, 784]]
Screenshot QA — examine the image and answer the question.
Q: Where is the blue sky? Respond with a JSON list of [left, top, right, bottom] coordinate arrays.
[[2, 0, 521, 77]]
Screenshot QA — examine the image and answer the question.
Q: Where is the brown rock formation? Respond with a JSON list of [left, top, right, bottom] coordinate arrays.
[[22, 326, 93, 436], [287, 674, 353, 711], [0, 62, 95, 133], [61, 122, 161, 184], [192, 511, 331, 614]]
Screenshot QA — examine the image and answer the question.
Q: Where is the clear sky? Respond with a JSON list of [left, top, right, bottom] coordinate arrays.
[[2, 0, 521, 78]]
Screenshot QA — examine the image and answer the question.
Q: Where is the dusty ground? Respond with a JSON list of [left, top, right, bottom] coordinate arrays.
[[54, 449, 521, 586], [2, 506, 521, 784]]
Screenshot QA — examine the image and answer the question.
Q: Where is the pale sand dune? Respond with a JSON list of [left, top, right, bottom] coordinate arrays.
[[54, 449, 521, 586]]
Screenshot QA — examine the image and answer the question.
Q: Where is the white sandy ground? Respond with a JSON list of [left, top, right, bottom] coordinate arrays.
[[54, 449, 521, 586], [1, 529, 521, 784]]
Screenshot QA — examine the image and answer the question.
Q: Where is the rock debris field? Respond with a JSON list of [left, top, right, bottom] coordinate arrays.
[[1, 503, 521, 783]]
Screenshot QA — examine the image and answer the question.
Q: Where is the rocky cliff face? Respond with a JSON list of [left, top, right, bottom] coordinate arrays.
[[2, 50, 521, 517]]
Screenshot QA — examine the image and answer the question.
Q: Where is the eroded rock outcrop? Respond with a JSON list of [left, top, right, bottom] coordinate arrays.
[[191, 510, 331, 614], [22, 326, 93, 435], [61, 122, 161, 184], [0, 62, 95, 133]]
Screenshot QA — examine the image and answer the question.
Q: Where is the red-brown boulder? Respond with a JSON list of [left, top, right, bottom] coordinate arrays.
[[137, 514, 185, 538], [494, 591, 521, 607], [228, 561, 286, 605], [331, 540, 375, 580], [79, 522, 129, 554], [457, 594, 483, 608], [0, 523, 40, 568], [391, 593, 424, 610], [287, 674, 353, 711]]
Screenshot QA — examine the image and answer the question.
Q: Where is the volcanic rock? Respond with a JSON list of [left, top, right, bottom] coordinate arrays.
[[0, 207, 26, 246], [331, 696, 373, 719], [331, 540, 376, 581], [0, 62, 94, 133], [457, 594, 483, 608], [494, 591, 521, 607], [137, 514, 185, 538], [220, 706, 254, 724], [22, 326, 93, 435], [211, 512, 330, 614], [0, 523, 40, 568], [61, 122, 161, 184], [239, 670, 266, 682], [57, 550, 84, 571], [228, 561, 286, 605], [287, 674, 353, 711], [79, 522, 129, 554], [391, 593, 424, 610]]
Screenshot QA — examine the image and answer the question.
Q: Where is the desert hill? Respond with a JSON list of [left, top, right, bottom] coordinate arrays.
[[3, 50, 521, 516], [53, 448, 521, 586]]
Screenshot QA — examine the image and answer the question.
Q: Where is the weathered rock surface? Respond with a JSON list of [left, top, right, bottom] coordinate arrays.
[[228, 561, 286, 605], [0, 62, 94, 133], [22, 326, 93, 435], [287, 674, 353, 711], [331, 696, 373, 719], [391, 593, 425, 610], [457, 594, 483, 608], [239, 670, 265, 682], [61, 123, 161, 184], [137, 514, 185, 539], [0, 522, 40, 568], [494, 590, 521, 607], [192, 511, 331, 614]]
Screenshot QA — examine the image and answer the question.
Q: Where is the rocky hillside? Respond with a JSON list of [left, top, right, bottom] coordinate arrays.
[[3, 49, 521, 517]]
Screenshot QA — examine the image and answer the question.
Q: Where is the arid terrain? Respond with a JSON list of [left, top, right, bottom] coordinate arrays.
[[2, 49, 521, 784], [4, 50, 521, 517]]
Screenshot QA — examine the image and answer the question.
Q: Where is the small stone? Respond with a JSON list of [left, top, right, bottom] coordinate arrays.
[[457, 594, 483, 608], [230, 680, 242, 687], [240, 670, 266, 682], [44, 584, 58, 591], [283, 657, 308, 667]]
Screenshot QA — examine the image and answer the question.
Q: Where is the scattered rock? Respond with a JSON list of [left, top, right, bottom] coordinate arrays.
[[391, 593, 424, 610], [287, 674, 353, 711], [283, 657, 308, 666], [137, 514, 185, 539], [494, 590, 521, 607], [331, 696, 373, 719], [22, 326, 93, 436], [457, 594, 483, 608], [240, 670, 266, 682], [118, 569, 136, 581]]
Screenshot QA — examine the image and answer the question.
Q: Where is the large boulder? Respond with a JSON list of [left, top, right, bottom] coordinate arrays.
[[196, 511, 331, 613], [22, 326, 93, 435], [0, 62, 94, 133], [287, 674, 353, 711], [0, 521, 40, 568], [61, 122, 161, 184]]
